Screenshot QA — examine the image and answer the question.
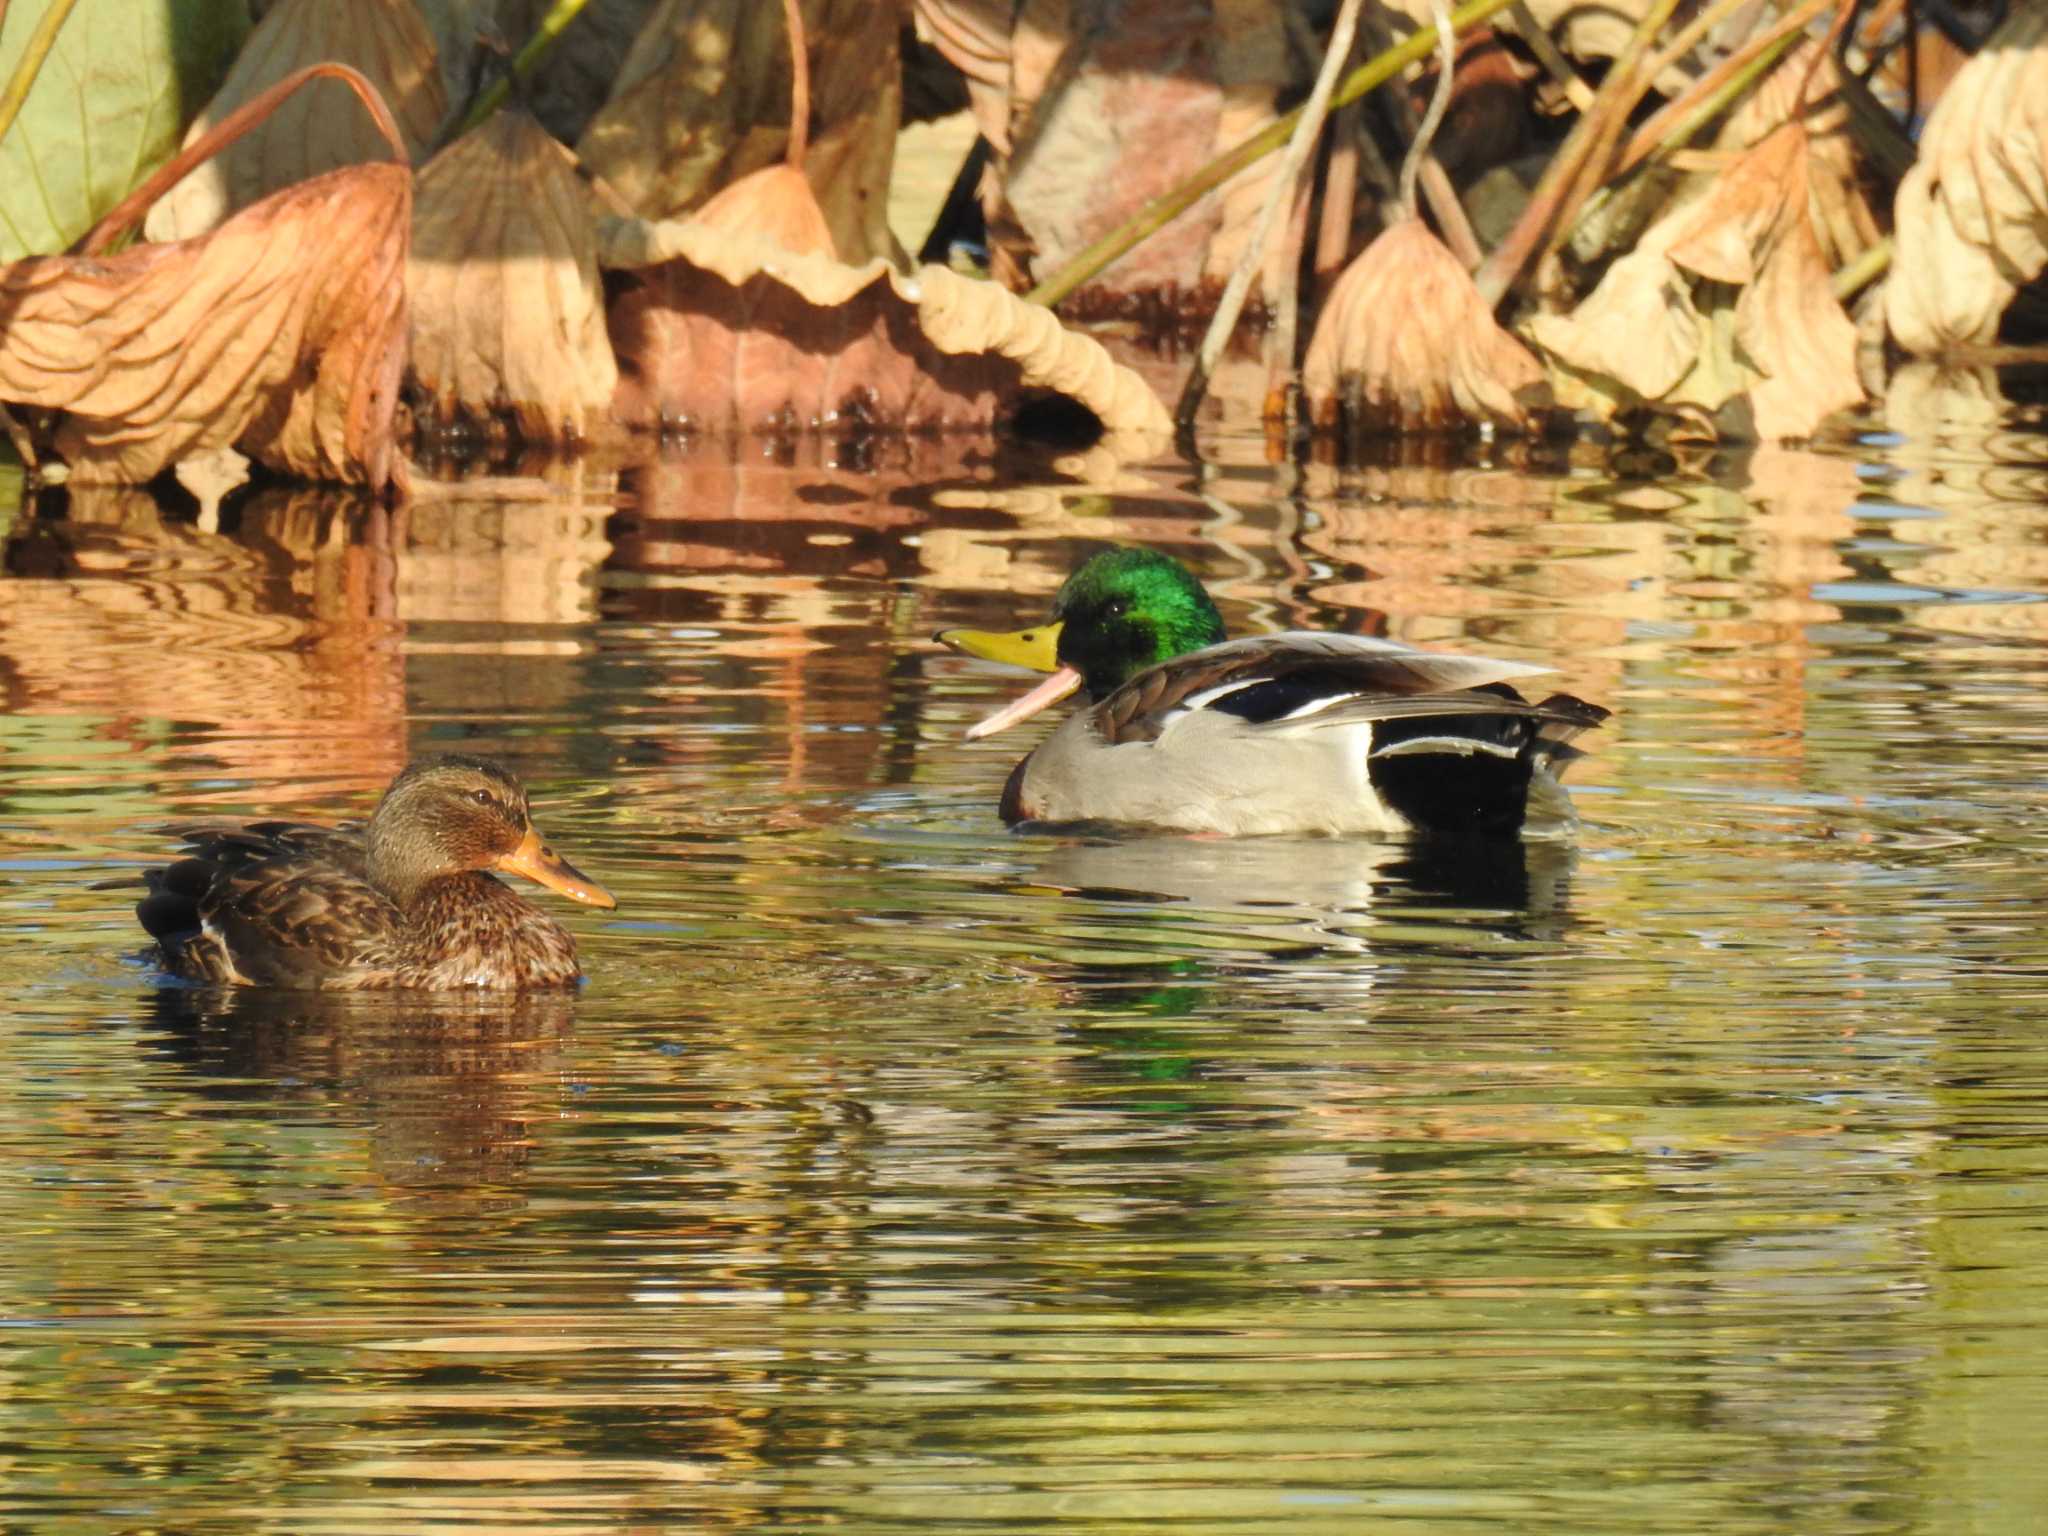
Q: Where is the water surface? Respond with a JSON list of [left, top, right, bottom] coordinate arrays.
[[6, 403, 2048, 1532]]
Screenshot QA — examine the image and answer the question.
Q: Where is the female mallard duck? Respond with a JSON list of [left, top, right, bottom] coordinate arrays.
[[137, 755, 615, 989], [937, 547, 1608, 838]]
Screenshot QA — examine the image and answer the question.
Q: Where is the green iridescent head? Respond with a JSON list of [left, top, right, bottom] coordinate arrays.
[[1053, 548, 1227, 696]]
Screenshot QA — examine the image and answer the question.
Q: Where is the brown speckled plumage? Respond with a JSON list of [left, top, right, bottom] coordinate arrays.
[[137, 756, 614, 990]]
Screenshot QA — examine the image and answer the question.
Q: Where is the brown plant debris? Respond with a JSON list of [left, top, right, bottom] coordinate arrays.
[[599, 217, 1170, 438], [1717, 40, 1880, 271], [1302, 220, 1547, 433], [1527, 123, 1861, 441], [1885, 10, 2048, 355], [913, 0, 1299, 300], [686, 0, 838, 261], [144, 0, 445, 243], [691, 163, 839, 259], [410, 112, 619, 442], [577, 0, 900, 265], [0, 164, 413, 493]]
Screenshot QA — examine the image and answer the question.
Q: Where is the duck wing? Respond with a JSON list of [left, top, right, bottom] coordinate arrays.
[[139, 820, 397, 986], [1095, 633, 1562, 745]]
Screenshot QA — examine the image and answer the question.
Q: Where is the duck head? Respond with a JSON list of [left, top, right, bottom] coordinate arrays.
[[365, 755, 616, 910], [938, 548, 1226, 737]]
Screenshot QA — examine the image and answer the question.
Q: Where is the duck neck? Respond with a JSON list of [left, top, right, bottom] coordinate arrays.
[[365, 817, 460, 914]]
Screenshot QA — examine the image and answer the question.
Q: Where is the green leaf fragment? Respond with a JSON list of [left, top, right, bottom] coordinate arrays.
[[0, 0, 249, 260]]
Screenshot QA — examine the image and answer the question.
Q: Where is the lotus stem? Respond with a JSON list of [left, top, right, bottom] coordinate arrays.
[[1832, 234, 1890, 302], [81, 63, 407, 254], [0, 0, 80, 154], [1025, 0, 1516, 309], [783, 0, 810, 167], [453, 0, 594, 142], [1175, 0, 1367, 430]]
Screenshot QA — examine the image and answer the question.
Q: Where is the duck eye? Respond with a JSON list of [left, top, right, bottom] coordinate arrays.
[[1104, 598, 1128, 618], [471, 789, 494, 807]]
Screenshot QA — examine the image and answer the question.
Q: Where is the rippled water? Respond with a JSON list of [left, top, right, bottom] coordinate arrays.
[[7, 392, 2048, 1532]]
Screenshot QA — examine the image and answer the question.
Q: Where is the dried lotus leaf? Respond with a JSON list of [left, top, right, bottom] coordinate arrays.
[[909, 0, 1013, 151], [1303, 220, 1545, 433], [0, 164, 412, 493], [1529, 125, 1861, 440], [145, 0, 444, 243], [1668, 125, 1809, 286], [578, 0, 788, 222], [1738, 212, 1862, 440], [691, 164, 838, 260], [578, 0, 897, 263], [599, 217, 1170, 437], [1523, 239, 1709, 408], [409, 112, 619, 441], [1717, 41, 1880, 269], [1885, 10, 2048, 354]]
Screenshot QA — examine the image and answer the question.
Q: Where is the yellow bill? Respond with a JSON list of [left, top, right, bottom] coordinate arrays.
[[937, 621, 1081, 738], [935, 621, 1063, 673]]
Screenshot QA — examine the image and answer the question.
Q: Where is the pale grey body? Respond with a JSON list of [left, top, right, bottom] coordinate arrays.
[[995, 632, 1596, 837]]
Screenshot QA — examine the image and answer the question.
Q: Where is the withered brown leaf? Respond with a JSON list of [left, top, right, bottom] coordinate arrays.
[[0, 164, 412, 493], [144, 0, 445, 243], [1718, 40, 1881, 271], [1885, 9, 2048, 354], [578, 0, 899, 264], [599, 217, 1171, 437], [691, 164, 839, 260], [1303, 220, 1546, 433], [1529, 123, 1861, 440], [410, 112, 619, 441]]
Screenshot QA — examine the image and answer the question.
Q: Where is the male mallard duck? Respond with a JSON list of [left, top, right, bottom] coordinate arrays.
[[137, 755, 615, 989], [936, 547, 1608, 838]]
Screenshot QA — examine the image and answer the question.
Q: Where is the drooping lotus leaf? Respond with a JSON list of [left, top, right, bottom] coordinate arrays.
[[0, 164, 413, 492]]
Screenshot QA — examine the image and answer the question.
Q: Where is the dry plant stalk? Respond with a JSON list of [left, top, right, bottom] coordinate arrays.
[[1299, 0, 1546, 434], [687, 0, 837, 258]]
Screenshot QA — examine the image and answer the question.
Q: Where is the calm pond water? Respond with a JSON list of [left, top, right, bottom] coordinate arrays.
[[6, 386, 2048, 1532]]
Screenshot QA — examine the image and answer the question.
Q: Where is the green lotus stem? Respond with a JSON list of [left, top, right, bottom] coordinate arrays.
[[0, 0, 81, 151], [1832, 235, 1890, 302], [453, 0, 593, 140], [1024, 0, 1517, 309]]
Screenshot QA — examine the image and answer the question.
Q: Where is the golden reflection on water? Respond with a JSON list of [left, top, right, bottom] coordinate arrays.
[[6, 410, 2048, 1532]]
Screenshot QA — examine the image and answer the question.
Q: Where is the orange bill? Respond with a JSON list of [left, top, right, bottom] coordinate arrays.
[[964, 664, 1083, 739], [495, 826, 617, 909]]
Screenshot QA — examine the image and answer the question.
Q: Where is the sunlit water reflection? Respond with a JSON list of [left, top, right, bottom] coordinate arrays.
[[6, 399, 2048, 1532]]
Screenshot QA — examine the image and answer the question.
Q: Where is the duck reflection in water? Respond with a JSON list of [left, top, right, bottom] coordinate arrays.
[[1019, 827, 1578, 961], [142, 985, 580, 1192]]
